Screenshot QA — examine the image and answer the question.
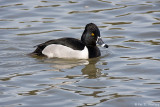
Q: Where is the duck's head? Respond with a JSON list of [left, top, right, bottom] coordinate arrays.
[[81, 23, 108, 48]]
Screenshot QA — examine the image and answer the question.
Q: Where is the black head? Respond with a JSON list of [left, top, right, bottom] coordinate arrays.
[[81, 23, 108, 48], [81, 23, 100, 46]]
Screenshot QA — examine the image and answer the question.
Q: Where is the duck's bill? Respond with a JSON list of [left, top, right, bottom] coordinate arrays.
[[97, 37, 108, 48]]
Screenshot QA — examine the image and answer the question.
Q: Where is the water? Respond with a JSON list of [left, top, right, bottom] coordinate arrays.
[[0, 0, 160, 107]]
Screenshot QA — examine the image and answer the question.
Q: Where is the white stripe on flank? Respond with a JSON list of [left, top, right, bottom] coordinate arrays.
[[42, 44, 89, 59]]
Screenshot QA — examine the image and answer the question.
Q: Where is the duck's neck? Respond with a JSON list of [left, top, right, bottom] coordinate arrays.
[[87, 46, 101, 58]]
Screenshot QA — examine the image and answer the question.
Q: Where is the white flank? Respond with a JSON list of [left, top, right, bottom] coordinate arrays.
[[42, 44, 89, 59]]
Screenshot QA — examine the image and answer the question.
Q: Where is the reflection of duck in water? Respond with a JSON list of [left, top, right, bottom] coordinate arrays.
[[81, 58, 108, 79], [44, 57, 108, 79], [31, 23, 108, 59], [45, 58, 89, 70]]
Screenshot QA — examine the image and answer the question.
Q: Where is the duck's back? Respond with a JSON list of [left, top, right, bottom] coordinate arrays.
[[32, 38, 89, 59]]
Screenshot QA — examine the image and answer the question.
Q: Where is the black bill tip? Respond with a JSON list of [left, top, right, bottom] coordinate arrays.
[[104, 44, 109, 48]]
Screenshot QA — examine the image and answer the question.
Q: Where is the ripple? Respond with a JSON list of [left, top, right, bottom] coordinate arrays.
[[0, 3, 23, 8], [0, 27, 19, 29], [17, 29, 63, 36], [103, 21, 132, 25], [68, 6, 127, 14], [34, 5, 60, 8]]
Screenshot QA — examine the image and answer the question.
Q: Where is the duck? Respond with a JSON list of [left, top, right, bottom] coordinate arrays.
[[31, 23, 108, 59]]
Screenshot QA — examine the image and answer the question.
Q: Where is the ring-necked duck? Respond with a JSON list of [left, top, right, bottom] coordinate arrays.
[[31, 23, 108, 59]]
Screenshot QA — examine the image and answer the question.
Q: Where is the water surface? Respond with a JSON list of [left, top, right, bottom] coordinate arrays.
[[0, 0, 160, 107]]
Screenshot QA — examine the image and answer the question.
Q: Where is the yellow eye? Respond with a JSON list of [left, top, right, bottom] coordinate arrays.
[[91, 33, 95, 36]]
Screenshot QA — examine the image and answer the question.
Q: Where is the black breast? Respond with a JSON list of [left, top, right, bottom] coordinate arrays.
[[87, 46, 101, 58]]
